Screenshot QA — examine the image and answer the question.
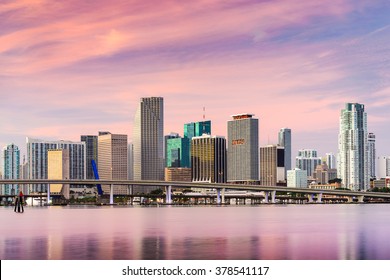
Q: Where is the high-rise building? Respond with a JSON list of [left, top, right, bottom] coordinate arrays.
[[260, 145, 285, 186], [166, 137, 190, 168], [337, 103, 369, 191], [128, 143, 134, 180], [377, 156, 390, 179], [48, 149, 70, 200], [325, 153, 336, 169], [278, 128, 291, 175], [2, 144, 20, 196], [98, 132, 128, 194], [191, 135, 226, 183], [81, 135, 98, 179], [295, 149, 322, 178], [227, 114, 259, 184], [368, 133, 376, 179], [184, 121, 211, 139], [164, 133, 180, 167], [312, 163, 337, 185], [133, 97, 164, 181], [287, 168, 307, 188], [26, 138, 86, 193]]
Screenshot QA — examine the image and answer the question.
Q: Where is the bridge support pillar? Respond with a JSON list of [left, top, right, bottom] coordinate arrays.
[[317, 193, 323, 203], [308, 194, 314, 203], [264, 192, 269, 203], [166, 185, 172, 204], [222, 188, 225, 204], [110, 184, 114, 205], [347, 196, 353, 203], [271, 191, 276, 204], [357, 195, 364, 203], [217, 189, 221, 204], [47, 185, 51, 206]]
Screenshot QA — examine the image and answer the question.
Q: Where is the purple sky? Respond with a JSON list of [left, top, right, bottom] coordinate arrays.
[[1, 0, 389, 161]]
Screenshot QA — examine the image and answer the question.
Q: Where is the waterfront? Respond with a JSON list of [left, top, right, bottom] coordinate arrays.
[[1, 204, 390, 260]]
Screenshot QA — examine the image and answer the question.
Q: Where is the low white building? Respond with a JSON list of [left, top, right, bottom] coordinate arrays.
[[287, 168, 307, 188]]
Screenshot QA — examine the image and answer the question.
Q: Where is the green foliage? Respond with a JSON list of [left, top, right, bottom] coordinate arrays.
[[371, 187, 390, 193], [329, 178, 342, 184]]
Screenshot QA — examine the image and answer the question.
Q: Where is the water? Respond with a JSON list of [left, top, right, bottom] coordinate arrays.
[[1, 204, 390, 260]]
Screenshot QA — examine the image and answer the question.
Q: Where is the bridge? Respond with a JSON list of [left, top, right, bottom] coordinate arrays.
[[1, 179, 390, 205]]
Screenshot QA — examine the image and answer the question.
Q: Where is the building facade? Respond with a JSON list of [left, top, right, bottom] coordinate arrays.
[[80, 135, 98, 179], [2, 144, 20, 196], [166, 137, 190, 168], [287, 168, 307, 188], [368, 132, 376, 179], [48, 149, 70, 200], [337, 103, 369, 191], [295, 149, 322, 178], [278, 128, 291, 175], [377, 156, 390, 179], [227, 114, 259, 184], [260, 145, 285, 186], [133, 97, 164, 181], [325, 153, 336, 169], [27, 138, 86, 193], [312, 163, 337, 185], [191, 135, 226, 183], [184, 121, 211, 139], [98, 133, 128, 194]]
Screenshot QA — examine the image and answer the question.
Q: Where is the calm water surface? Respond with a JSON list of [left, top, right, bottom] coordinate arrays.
[[1, 204, 390, 260]]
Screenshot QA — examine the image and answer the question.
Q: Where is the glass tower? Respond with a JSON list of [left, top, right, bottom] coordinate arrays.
[[2, 144, 20, 195]]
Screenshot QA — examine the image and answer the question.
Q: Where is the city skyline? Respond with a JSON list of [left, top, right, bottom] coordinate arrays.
[[1, 0, 389, 160]]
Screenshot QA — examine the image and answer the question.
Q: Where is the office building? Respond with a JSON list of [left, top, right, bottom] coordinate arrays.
[[48, 149, 70, 200], [368, 133, 376, 179], [164, 133, 180, 167], [312, 163, 337, 185], [260, 145, 285, 186], [98, 132, 128, 194], [377, 156, 390, 179], [325, 153, 336, 169], [2, 144, 20, 196], [165, 167, 192, 182], [133, 97, 164, 182], [184, 121, 211, 139], [128, 143, 134, 180], [26, 137, 86, 193], [278, 128, 292, 175], [166, 137, 190, 168], [337, 103, 369, 191], [287, 168, 307, 188], [295, 149, 322, 178], [227, 114, 259, 184], [81, 135, 98, 179], [191, 135, 226, 183]]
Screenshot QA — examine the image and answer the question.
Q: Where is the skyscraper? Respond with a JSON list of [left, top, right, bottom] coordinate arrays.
[[260, 145, 285, 186], [337, 103, 369, 191], [295, 149, 322, 178], [81, 135, 98, 179], [98, 132, 128, 194], [368, 132, 376, 179], [166, 137, 190, 168], [184, 121, 211, 139], [191, 135, 226, 183], [27, 138, 86, 193], [377, 156, 390, 179], [48, 149, 70, 200], [133, 97, 164, 181], [278, 128, 291, 175], [227, 114, 259, 184], [325, 153, 336, 169], [2, 144, 20, 196]]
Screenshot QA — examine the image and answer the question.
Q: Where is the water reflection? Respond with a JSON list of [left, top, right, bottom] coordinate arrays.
[[1, 205, 390, 260]]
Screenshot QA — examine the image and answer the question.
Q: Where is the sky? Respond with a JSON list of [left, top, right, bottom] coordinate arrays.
[[1, 0, 389, 162]]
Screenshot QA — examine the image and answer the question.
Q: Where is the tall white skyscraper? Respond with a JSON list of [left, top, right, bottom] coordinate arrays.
[[278, 128, 291, 174], [2, 144, 20, 195], [227, 114, 259, 184], [133, 97, 164, 181], [367, 133, 376, 179], [337, 103, 369, 191]]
